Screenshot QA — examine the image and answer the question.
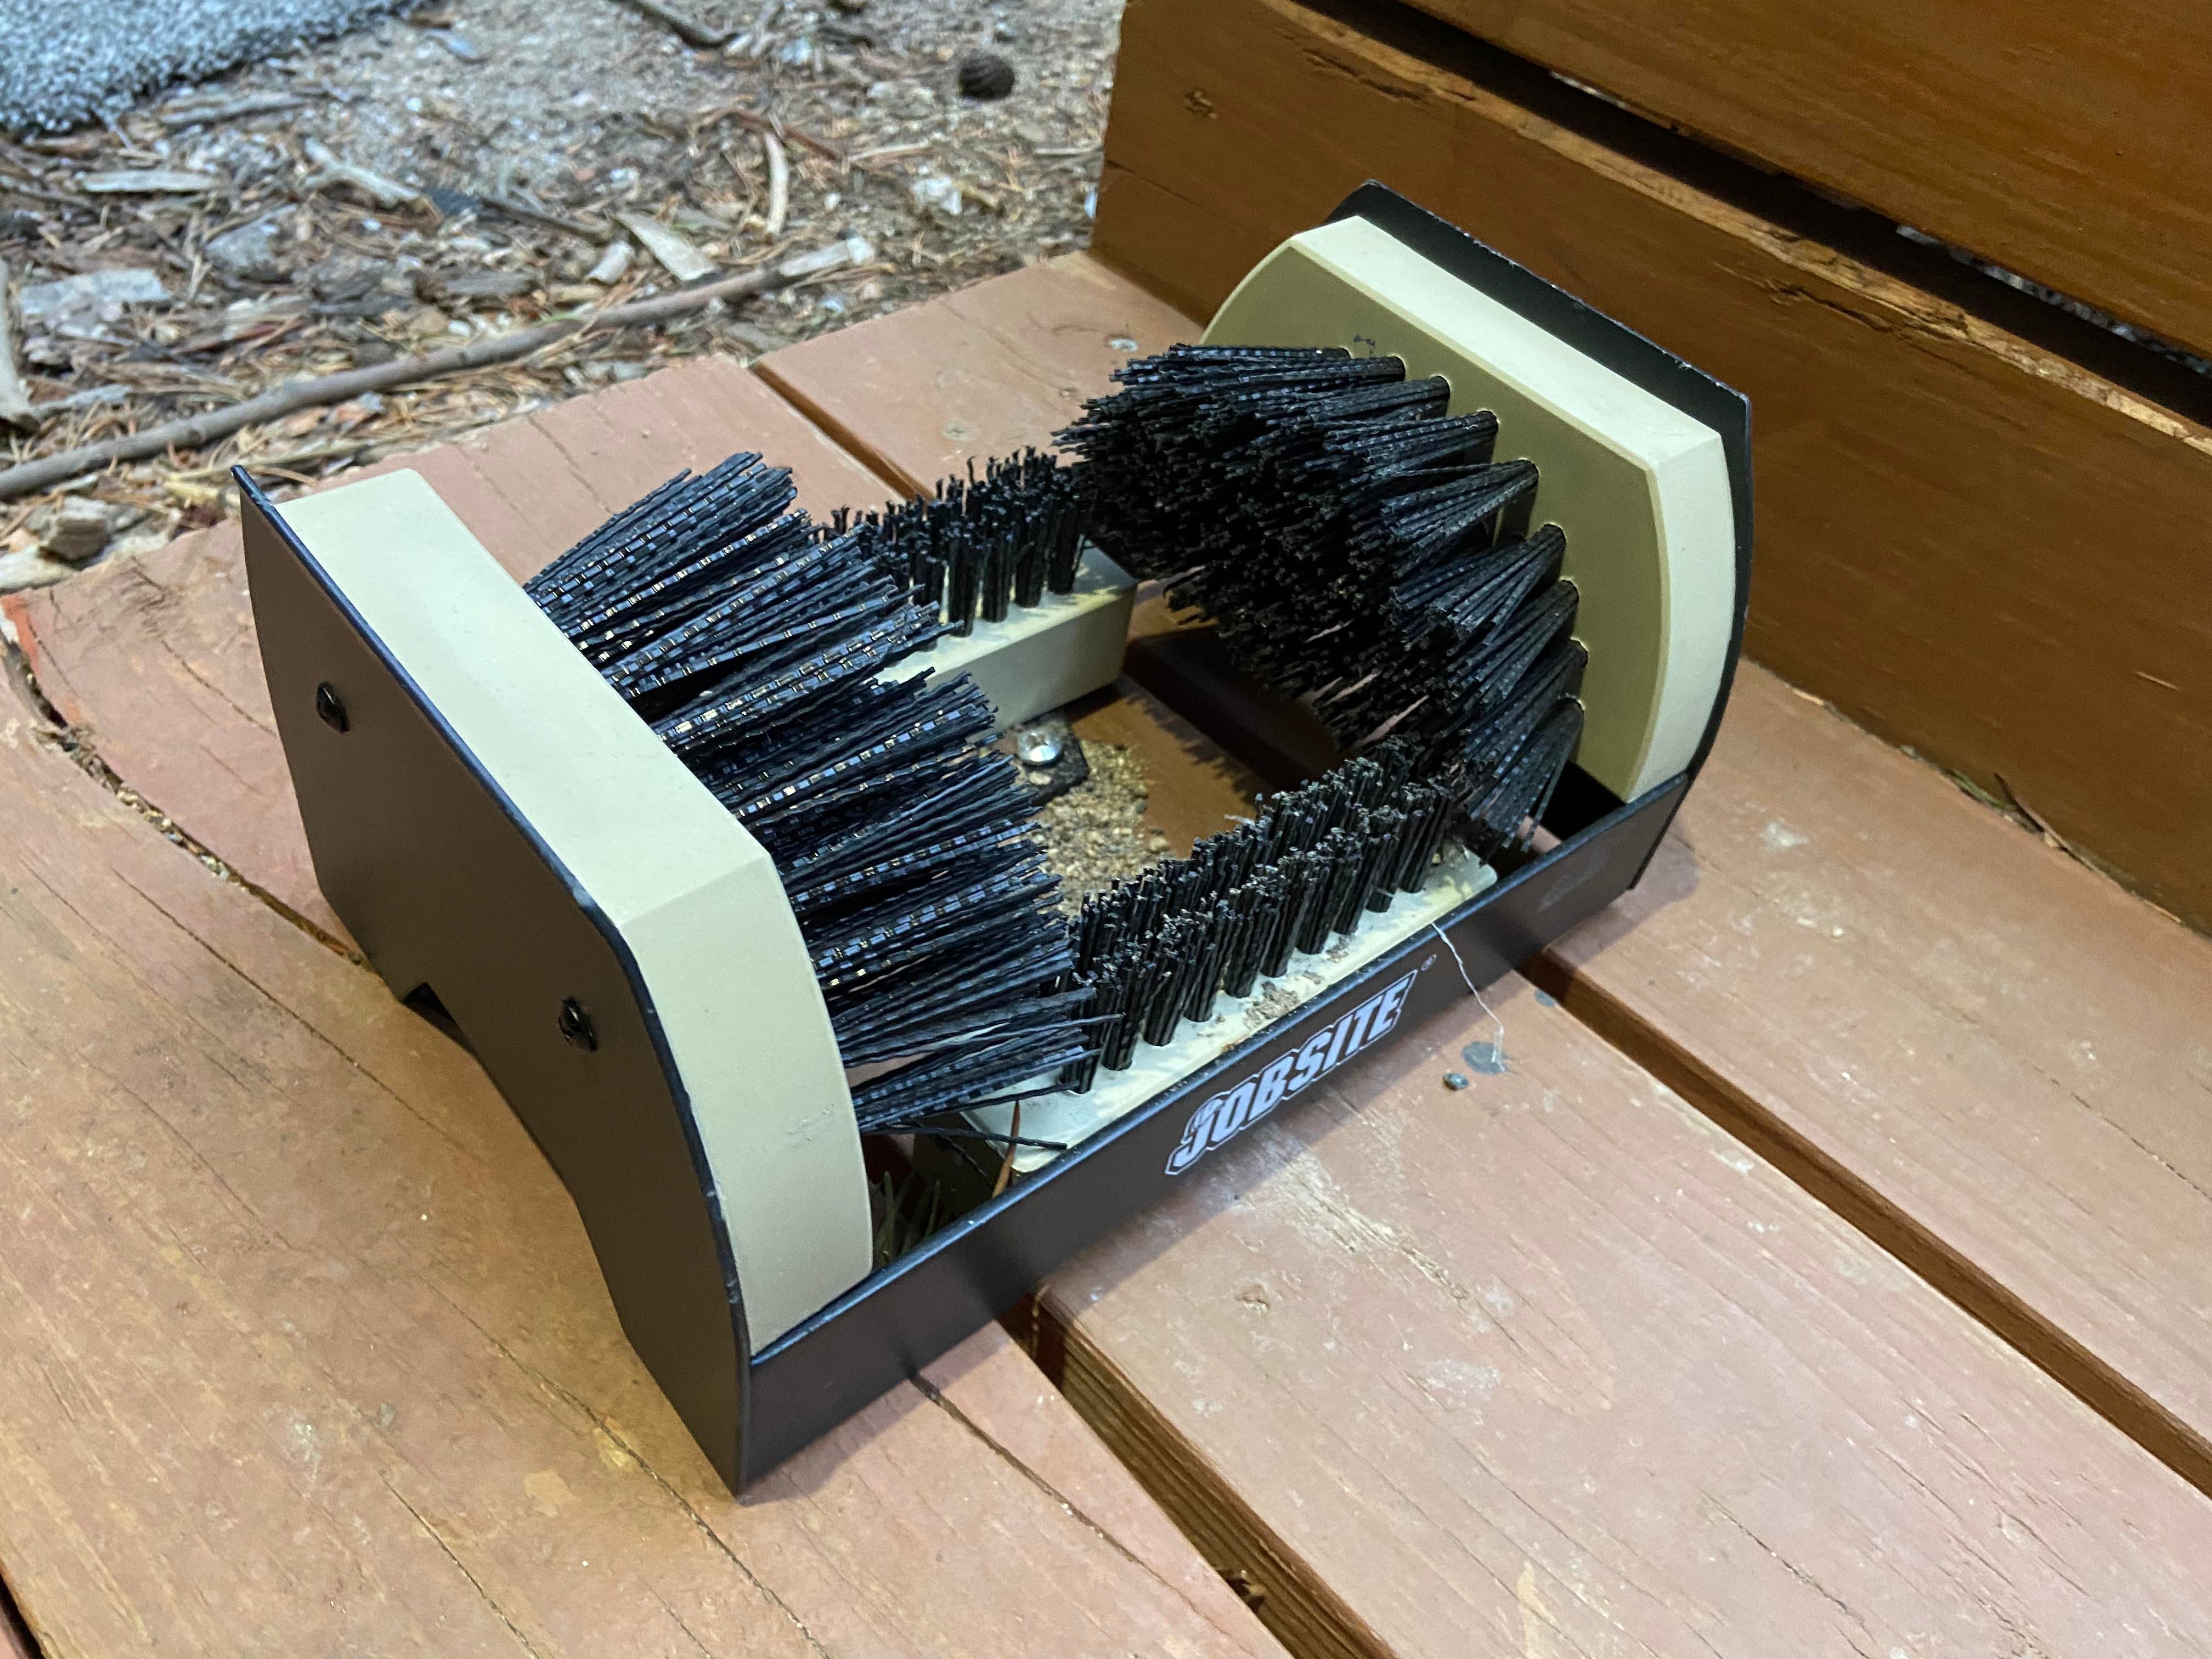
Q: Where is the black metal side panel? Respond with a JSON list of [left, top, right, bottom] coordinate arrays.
[[743, 774, 1683, 1481], [238, 479, 753, 1489]]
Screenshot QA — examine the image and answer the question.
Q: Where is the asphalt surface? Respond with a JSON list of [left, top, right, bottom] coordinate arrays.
[[0, 0, 404, 131]]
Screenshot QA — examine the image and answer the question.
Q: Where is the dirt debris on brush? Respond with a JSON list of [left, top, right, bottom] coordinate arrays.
[[1036, 740, 1171, 910], [0, 0, 1119, 588]]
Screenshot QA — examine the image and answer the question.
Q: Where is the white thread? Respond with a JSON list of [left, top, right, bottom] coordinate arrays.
[[1431, 922, 1506, 1053]]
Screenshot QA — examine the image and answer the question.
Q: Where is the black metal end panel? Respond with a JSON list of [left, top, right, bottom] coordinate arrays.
[[743, 774, 1683, 1481], [1325, 182, 1753, 792], [236, 475, 753, 1488]]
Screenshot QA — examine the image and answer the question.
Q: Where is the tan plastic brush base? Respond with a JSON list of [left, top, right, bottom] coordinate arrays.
[[1203, 215, 1736, 803], [895, 545, 1136, 731]]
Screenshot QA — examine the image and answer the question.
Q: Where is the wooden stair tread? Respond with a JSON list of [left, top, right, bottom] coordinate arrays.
[[1540, 663, 2212, 1491], [0, 670, 1279, 1657], [1032, 980, 2212, 1656]]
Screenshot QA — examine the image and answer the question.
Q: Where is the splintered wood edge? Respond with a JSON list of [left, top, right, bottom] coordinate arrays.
[[1516, 950, 2212, 1503], [1007, 1294, 1389, 1659]]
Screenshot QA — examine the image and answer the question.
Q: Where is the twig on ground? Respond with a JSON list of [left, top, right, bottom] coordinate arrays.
[[690, 101, 844, 163], [0, 239, 869, 501], [615, 0, 732, 47], [301, 139, 431, 212], [475, 191, 608, 242]]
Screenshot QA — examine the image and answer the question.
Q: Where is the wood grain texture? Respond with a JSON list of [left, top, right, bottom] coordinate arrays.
[[2, 356, 890, 942], [1091, 0, 2212, 933], [1400, 0, 2212, 361], [1528, 662, 2212, 1496], [755, 253, 1193, 495], [1032, 978, 2212, 1657], [0, 680, 1282, 1659]]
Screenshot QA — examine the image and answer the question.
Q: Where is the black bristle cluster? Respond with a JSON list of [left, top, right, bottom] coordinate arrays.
[[836, 448, 1090, 636], [528, 454, 1086, 1134], [1057, 743, 1472, 1094], [1057, 343, 1587, 803]]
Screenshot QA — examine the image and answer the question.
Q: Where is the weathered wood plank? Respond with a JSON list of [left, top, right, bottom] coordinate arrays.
[[1091, 0, 2212, 933], [3, 356, 887, 941], [1400, 0, 2212, 362], [1025, 980, 2212, 1657], [1533, 663, 2212, 1494], [0, 680, 1281, 1659], [755, 253, 1190, 495]]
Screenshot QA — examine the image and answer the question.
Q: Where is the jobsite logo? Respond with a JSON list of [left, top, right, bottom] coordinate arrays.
[[1165, 969, 1418, 1175]]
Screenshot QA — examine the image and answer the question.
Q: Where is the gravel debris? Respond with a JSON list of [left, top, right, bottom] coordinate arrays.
[[1, 0, 1118, 578], [1036, 739, 1171, 909]]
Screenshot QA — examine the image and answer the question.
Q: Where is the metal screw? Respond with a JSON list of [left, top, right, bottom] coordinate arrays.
[[1015, 728, 1062, 767], [557, 997, 597, 1052], [314, 681, 349, 733]]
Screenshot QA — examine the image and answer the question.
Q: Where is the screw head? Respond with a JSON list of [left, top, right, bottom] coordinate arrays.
[[1015, 728, 1062, 767], [557, 997, 597, 1052], [314, 681, 349, 733]]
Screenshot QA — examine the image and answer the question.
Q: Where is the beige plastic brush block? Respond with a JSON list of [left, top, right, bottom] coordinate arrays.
[[1204, 214, 1737, 804]]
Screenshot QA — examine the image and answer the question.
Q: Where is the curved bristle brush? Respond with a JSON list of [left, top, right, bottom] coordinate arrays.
[[526, 454, 1097, 1137]]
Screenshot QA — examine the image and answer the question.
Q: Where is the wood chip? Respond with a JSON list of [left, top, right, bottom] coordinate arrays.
[[761, 131, 791, 239], [0, 261, 35, 432], [615, 211, 715, 282], [79, 170, 224, 195], [587, 240, 635, 284]]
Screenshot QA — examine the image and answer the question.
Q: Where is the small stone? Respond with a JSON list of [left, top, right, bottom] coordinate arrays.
[[1442, 1072, 1471, 1091], [910, 171, 962, 217], [0, 545, 76, 595], [866, 79, 936, 117], [586, 240, 634, 285], [957, 50, 1017, 100], [205, 214, 290, 283], [45, 498, 113, 565]]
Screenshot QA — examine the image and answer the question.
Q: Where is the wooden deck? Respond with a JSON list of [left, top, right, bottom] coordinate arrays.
[[4, 250, 2212, 1656]]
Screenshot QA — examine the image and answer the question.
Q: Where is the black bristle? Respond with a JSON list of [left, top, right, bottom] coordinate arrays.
[[1057, 343, 1587, 774], [844, 448, 1094, 635], [531, 454, 1090, 1137]]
